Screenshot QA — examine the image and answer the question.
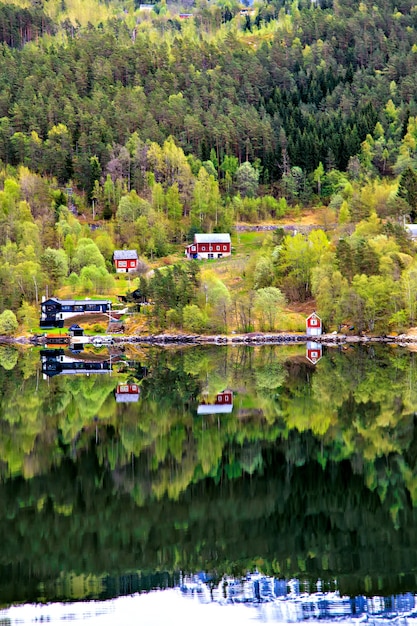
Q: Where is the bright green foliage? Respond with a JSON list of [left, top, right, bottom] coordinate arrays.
[[72, 238, 106, 273], [200, 272, 231, 333], [0, 309, 18, 335], [79, 266, 114, 294], [254, 287, 286, 331], [191, 167, 222, 231], [182, 304, 207, 332], [277, 229, 329, 301], [350, 274, 399, 332], [40, 248, 69, 289]]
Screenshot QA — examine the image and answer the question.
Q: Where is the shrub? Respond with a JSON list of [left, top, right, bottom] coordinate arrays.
[[0, 309, 18, 336], [182, 305, 207, 333]]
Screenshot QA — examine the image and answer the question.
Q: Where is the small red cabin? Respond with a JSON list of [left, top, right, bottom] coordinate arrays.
[[306, 312, 322, 336], [113, 250, 139, 273]]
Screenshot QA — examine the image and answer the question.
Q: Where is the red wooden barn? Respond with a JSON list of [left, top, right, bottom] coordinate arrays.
[[185, 234, 231, 260], [113, 250, 139, 273]]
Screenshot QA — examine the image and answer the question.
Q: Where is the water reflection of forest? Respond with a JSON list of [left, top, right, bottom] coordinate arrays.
[[1, 344, 417, 604]]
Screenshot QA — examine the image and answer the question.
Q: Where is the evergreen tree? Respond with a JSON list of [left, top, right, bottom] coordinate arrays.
[[397, 168, 417, 222]]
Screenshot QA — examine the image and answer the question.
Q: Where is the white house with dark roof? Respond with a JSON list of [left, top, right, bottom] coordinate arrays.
[[40, 297, 112, 327], [185, 233, 231, 260], [113, 250, 139, 273]]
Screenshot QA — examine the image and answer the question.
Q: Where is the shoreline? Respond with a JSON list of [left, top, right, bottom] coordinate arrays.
[[2, 332, 417, 347]]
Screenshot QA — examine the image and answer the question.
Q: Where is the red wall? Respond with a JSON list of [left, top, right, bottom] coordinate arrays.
[[196, 242, 231, 253]]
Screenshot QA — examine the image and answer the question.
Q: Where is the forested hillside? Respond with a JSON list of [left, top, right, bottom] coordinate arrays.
[[2, 0, 417, 185], [1, 0, 417, 334]]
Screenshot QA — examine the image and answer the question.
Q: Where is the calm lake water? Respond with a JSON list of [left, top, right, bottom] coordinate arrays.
[[2, 342, 417, 624]]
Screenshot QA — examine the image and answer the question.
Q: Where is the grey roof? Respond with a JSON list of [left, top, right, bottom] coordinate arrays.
[[113, 250, 138, 260], [194, 233, 231, 244], [42, 298, 111, 306]]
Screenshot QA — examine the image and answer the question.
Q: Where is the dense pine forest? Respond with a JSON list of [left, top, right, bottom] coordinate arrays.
[[2, 0, 417, 334]]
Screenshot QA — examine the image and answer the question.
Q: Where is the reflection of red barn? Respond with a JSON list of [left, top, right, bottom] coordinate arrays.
[[306, 312, 322, 336], [215, 390, 233, 405], [115, 383, 140, 403], [306, 342, 322, 365], [197, 390, 233, 415]]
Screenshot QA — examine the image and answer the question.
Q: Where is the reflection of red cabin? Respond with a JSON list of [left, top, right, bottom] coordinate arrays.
[[113, 250, 139, 273], [306, 342, 322, 365], [306, 312, 322, 336], [215, 390, 233, 405], [197, 389, 233, 415], [115, 383, 140, 403], [44, 333, 71, 347]]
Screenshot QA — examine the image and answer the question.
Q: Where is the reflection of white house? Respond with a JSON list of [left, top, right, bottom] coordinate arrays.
[[41, 352, 112, 378], [185, 234, 231, 260], [197, 390, 233, 414], [115, 383, 140, 403]]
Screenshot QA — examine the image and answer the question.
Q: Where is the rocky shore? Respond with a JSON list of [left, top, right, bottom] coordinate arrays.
[[106, 332, 417, 346], [2, 332, 417, 347]]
